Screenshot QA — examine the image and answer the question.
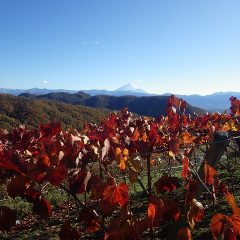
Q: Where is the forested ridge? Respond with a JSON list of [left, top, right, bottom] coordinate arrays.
[[0, 94, 108, 130]]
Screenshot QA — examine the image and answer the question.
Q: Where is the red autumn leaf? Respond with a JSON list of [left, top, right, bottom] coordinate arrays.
[[177, 227, 192, 240], [225, 192, 240, 215], [185, 179, 199, 206], [40, 122, 61, 138], [37, 154, 50, 170], [168, 95, 181, 109], [7, 175, 30, 198], [154, 175, 179, 193], [69, 170, 92, 194], [59, 221, 81, 240], [89, 175, 107, 200], [224, 227, 237, 240], [24, 187, 41, 202], [180, 100, 187, 112], [148, 203, 156, 225], [0, 151, 22, 174], [204, 163, 218, 185], [149, 196, 180, 223], [148, 195, 165, 224], [181, 156, 189, 179], [46, 164, 67, 186], [210, 213, 227, 240], [169, 138, 179, 154], [86, 219, 100, 233], [149, 124, 158, 144], [33, 196, 51, 218], [99, 199, 117, 215], [79, 209, 100, 233], [0, 206, 16, 231], [163, 200, 180, 221], [230, 96, 240, 116], [229, 214, 240, 237], [103, 182, 129, 207], [28, 168, 47, 183]]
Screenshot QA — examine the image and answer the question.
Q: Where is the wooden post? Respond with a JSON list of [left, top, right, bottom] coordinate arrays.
[[196, 131, 230, 198]]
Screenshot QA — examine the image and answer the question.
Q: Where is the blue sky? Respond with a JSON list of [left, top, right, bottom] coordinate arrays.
[[0, 0, 240, 95]]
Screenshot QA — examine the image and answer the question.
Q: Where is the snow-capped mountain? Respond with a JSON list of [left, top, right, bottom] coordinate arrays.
[[114, 83, 147, 94]]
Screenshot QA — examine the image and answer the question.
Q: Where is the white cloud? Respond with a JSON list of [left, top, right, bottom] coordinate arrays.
[[81, 41, 99, 45], [42, 80, 48, 84], [0, 78, 7, 83]]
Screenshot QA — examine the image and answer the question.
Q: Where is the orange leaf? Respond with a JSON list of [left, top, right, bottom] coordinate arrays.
[[210, 213, 227, 240], [204, 163, 217, 185], [115, 147, 121, 156], [225, 192, 240, 215], [229, 214, 240, 237], [148, 203, 156, 225], [177, 227, 192, 240], [141, 132, 148, 142], [132, 128, 140, 141], [181, 131, 194, 144], [123, 148, 129, 156], [119, 160, 126, 170], [103, 182, 129, 207], [150, 159, 156, 166]]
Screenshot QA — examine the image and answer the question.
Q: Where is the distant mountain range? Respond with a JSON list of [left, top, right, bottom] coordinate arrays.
[[175, 92, 240, 112], [1, 83, 239, 112], [0, 88, 77, 96], [0, 84, 152, 97], [79, 83, 153, 97], [19, 91, 204, 117]]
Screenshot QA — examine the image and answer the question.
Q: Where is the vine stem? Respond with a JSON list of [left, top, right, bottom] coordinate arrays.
[[147, 153, 152, 196], [59, 184, 106, 231], [147, 153, 154, 240]]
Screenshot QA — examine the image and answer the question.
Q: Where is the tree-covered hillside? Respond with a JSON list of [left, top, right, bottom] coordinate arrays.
[[0, 94, 109, 130]]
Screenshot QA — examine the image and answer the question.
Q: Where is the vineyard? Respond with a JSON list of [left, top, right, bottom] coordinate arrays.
[[1, 95, 240, 239]]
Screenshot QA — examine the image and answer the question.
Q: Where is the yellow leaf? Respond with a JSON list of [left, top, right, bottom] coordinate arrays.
[[123, 148, 129, 156], [168, 151, 175, 158], [116, 147, 121, 156]]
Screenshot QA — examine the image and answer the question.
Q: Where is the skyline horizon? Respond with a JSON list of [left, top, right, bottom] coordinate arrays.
[[1, 82, 240, 96]]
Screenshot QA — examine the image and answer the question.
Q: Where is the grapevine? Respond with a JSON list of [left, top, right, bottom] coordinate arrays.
[[0, 95, 240, 239]]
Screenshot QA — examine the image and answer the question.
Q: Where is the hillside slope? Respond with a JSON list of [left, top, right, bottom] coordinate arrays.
[[0, 94, 108, 130], [29, 92, 205, 116]]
